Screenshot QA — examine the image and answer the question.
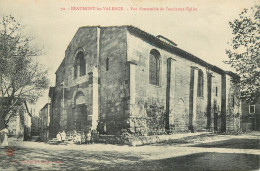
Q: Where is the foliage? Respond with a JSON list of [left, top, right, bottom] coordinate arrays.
[[225, 5, 260, 102], [0, 15, 49, 129]]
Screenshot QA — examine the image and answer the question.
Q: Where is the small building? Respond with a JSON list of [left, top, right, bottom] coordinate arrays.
[[39, 103, 51, 142], [31, 115, 41, 136], [241, 101, 260, 131], [7, 100, 32, 140], [49, 26, 241, 139]]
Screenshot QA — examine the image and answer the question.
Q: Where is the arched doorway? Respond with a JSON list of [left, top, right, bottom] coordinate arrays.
[[73, 91, 87, 131]]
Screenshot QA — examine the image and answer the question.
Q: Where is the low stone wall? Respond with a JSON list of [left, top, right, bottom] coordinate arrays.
[[97, 135, 128, 145], [128, 135, 170, 146], [97, 132, 209, 146], [31, 136, 40, 142]]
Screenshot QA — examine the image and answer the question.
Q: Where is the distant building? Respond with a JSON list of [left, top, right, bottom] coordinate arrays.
[[241, 101, 260, 131], [49, 26, 241, 138], [31, 115, 41, 136], [39, 103, 51, 142], [6, 100, 32, 140]]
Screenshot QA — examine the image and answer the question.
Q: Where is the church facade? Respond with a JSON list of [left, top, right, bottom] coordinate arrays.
[[49, 26, 241, 138]]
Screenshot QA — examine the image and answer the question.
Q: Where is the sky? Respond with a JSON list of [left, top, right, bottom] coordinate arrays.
[[0, 0, 257, 115]]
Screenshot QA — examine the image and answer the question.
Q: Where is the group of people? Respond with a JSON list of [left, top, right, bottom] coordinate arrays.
[[56, 130, 93, 145], [56, 130, 66, 143]]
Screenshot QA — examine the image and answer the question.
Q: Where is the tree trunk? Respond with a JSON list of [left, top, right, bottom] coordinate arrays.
[[0, 111, 5, 130], [0, 110, 9, 147], [0, 110, 9, 148]]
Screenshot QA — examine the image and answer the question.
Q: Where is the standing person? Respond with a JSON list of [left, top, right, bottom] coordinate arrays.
[[91, 129, 98, 144], [86, 131, 91, 144], [56, 132, 61, 143], [84, 133, 87, 144], [76, 133, 81, 145], [91, 130, 95, 144], [81, 132, 85, 144], [0, 127, 9, 147], [61, 130, 66, 143], [72, 130, 77, 144]]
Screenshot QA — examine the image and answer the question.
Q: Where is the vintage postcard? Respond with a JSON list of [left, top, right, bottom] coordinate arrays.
[[0, 0, 259, 170]]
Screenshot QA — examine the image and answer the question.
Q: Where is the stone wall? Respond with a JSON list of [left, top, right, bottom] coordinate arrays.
[[50, 27, 99, 137], [49, 87, 61, 138], [99, 27, 129, 135], [50, 26, 129, 137], [225, 75, 241, 132], [50, 26, 241, 139], [126, 29, 213, 134], [209, 72, 222, 132]]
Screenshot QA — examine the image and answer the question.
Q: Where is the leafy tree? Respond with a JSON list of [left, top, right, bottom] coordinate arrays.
[[0, 15, 49, 131], [225, 5, 260, 103]]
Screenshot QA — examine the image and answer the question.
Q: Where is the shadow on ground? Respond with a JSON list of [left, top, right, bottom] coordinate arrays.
[[0, 146, 141, 170], [1, 145, 259, 170], [192, 138, 260, 149], [128, 153, 259, 171]]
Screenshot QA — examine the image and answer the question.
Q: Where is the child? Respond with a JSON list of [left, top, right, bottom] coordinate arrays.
[[86, 132, 91, 144], [76, 133, 81, 145]]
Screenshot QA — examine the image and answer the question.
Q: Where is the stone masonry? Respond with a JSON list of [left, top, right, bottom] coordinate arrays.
[[49, 26, 241, 139]]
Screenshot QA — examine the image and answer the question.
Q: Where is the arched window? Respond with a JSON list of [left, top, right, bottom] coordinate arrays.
[[74, 65, 77, 78], [74, 51, 86, 78], [197, 69, 204, 97], [232, 94, 235, 107], [149, 49, 161, 86], [106, 57, 109, 71]]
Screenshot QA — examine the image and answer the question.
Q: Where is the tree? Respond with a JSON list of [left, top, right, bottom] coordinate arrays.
[[0, 15, 49, 132], [225, 5, 260, 103]]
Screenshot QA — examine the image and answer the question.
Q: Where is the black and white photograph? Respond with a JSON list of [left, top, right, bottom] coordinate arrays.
[[0, 0, 259, 170]]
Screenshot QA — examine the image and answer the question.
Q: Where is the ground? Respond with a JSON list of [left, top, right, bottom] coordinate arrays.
[[0, 132, 259, 170]]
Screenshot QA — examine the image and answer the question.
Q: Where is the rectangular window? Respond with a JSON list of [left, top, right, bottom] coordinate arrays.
[[106, 58, 109, 71], [197, 70, 204, 97], [249, 105, 255, 114], [232, 95, 235, 107]]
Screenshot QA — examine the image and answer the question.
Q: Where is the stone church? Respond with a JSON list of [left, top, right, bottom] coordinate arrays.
[[49, 26, 241, 138]]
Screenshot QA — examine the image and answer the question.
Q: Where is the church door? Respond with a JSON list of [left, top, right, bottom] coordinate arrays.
[[73, 104, 87, 132]]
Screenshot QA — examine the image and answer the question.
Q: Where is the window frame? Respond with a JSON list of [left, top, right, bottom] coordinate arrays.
[[197, 69, 204, 97], [74, 50, 86, 78], [149, 49, 161, 86], [231, 94, 235, 108], [106, 57, 109, 71], [78, 52, 86, 77], [249, 105, 255, 114], [74, 64, 77, 79]]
